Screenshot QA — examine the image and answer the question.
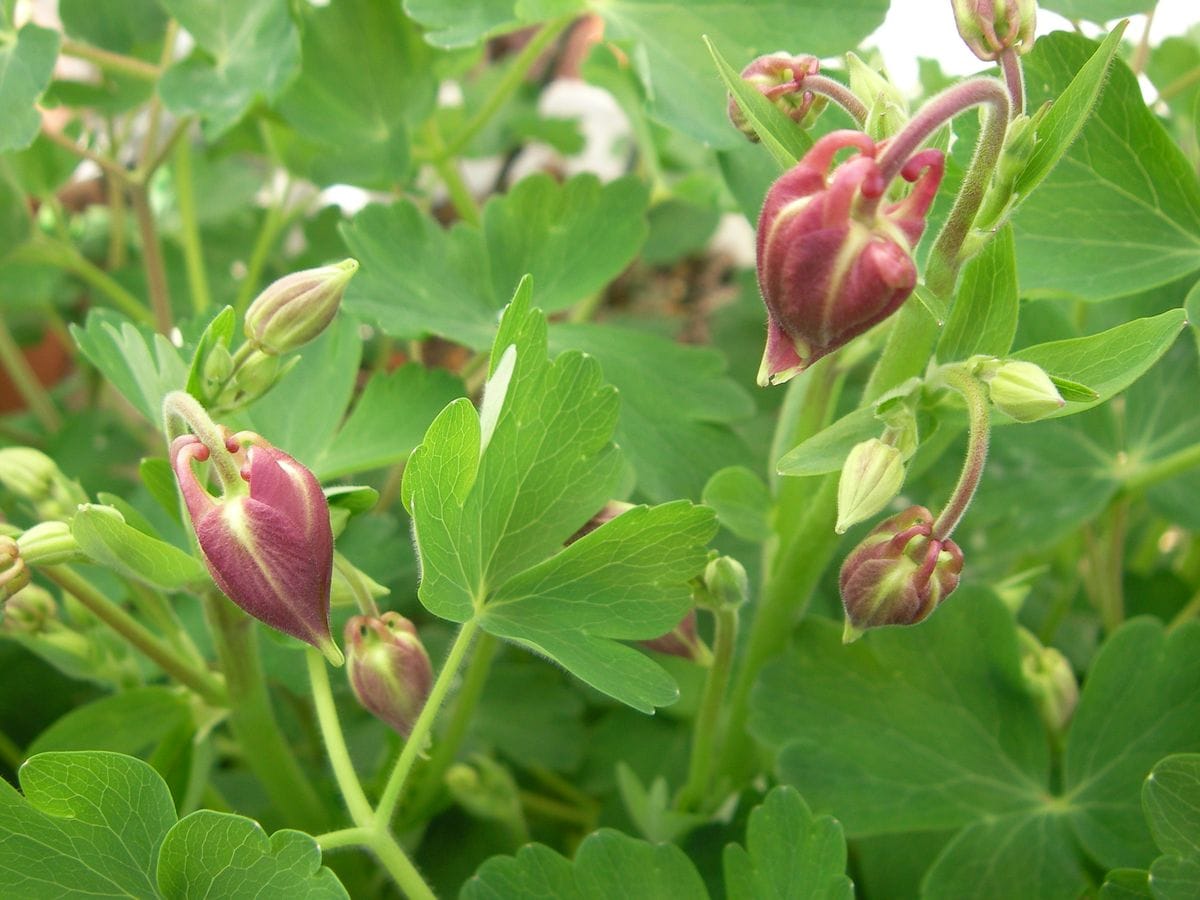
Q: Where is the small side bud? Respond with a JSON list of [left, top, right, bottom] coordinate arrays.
[[17, 521, 83, 566], [839, 505, 963, 640], [244, 259, 358, 355], [983, 360, 1064, 422], [952, 0, 1037, 61], [2, 583, 57, 632], [344, 612, 433, 737], [445, 755, 525, 834], [0, 447, 88, 521], [1018, 629, 1078, 735], [0, 537, 30, 600], [703, 555, 749, 609], [727, 52, 824, 141], [837, 438, 905, 534]]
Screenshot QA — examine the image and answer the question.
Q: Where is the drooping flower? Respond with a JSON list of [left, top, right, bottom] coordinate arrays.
[[951, 0, 1036, 61], [727, 52, 824, 141], [756, 130, 944, 385], [171, 432, 341, 663]]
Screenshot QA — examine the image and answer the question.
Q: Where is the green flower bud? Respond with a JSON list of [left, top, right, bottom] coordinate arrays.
[[1, 583, 57, 632], [983, 360, 1064, 422], [952, 0, 1037, 62], [846, 52, 908, 139], [837, 438, 905, 534], [0, 536, 30, 600], [17, 521, 83, 566], [703, 555, 749, 609], [445, 755, 525, 832], [244, 259, 358, 355], [0, 447, 87, 521], [1018, 629, 1078, 735]]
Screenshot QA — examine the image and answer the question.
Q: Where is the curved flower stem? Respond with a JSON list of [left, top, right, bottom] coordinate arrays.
[[306, 648, 374, 826], [404, 631, 499, 822], [315, 826, 373, 851], [677, 604, 738, 812], [204, 594, 329, 831], [932, 368, 990, 542], [162, 391, 243, 491], [999, 48, 1025, 118], [44, 566, 227, 706], [804, 75, 868, 126], [374, 616, 482, 829]]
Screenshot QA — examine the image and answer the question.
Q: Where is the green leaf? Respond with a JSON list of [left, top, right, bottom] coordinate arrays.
[[1011, 23, 1127, 205], [1101, 869, 1154, 899], [1151, 856, 1200, 900], [184, 305, 236, 402], [311, 364, 465, 479], [1012, 308, 1187, 417], [597, 0, 887, 147], [616, 764, 705, 843], [71, 309, 189, 424], [1065, 621, 1200, 869], [158, 0, 300, 137], [470, 660, 587, 772], [59, 0, 166, 53], [776, 404, 879, 477], [723, 785, 853, 900], [403, 280, 715, 711], [550, 323, 754, 502], [0, 751, 177, 898], [156, 810, 348, 899], [1014, 33, 1200, 300], [750, 591, 1049, 836], [1144, 755, 1200, 858], [462, 828, 708, 900], [704, 36, 811, 170], [29, 687, 191, 759], [71, 504, 207, 591], [1038, 0, 1155, 20], [0, 23, 60, 153], [342, 175, 648, 349], [404, 0, 583, 48], [274, 0, 436, 187], [702, 466, 771, 541], [937, 225, 1019, 362]]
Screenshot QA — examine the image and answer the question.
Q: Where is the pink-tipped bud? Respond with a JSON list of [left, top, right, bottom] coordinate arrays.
[[344, 612, 433, 737], [727, 52, 825, 141], [838, 505, 963, 641], [756, 131, 945, 385], [952, 0, 1036, 61], [244, 259, 358, 355], [171, 432, 341, 664]]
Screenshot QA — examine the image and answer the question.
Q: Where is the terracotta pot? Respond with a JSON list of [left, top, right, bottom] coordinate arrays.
[[0, 330, 72, 414]]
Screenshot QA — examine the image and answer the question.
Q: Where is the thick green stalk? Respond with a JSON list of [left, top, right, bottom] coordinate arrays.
[[306, 648, 374, 826], [131, 185, 173, 333], [374, 616, 482, 828], [44, 566, 227, 706], [173, 137, 212, 315], [0, 312, 61, 431], [677, 605, 739, 811], [205, 595, 328, 830], [20, 239, 152, 324], [60, 38, 160, 80], [1123, 444, 1200, 494]]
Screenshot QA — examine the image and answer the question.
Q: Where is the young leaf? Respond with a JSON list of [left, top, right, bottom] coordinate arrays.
[[71, 310, 189, 424], [0, 24, 60, 153], [937, 225, 1019, 362], [776, 405, 880, 477], [0, 751, 177, 898], [702, 466, 772, 542], [723, 786, 853, 900], [184, 305, 236, 402], [71, 504, 207, 591], [462, 828, 708, 900], [403, 280, 715, 711], [156, 811, 348, 899], [28, 687, 191, 760], [157, 0, 300, 137]]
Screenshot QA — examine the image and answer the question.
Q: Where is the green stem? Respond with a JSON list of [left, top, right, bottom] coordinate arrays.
[[172, 136, 212, 315], [804, 75, 868, 125], [440, 17, 574, 160], [306, 648, 375, 826], [364, 831, 437, 900], [39, 126, 129, 183], [131, 184, 173, 333], [126, 579, 205, 664], [405, 631, 499, 821], [519, 790, 593, 827], [0, 312, 61, 431], [315, 827, 373, 851], [1168, 589, 1200, 634], [998, 48, 1025, 118], [0, 728, 23, 769], [374, 616, 482, 828], [43, 566, 227, 706], [424, 120, 481, 226], [233, 181, 292, 315], [105, 164, 128, 270], [60, 37, 161, 80], [1159, 65, 1200, 103], [1123, 444, 1200, 494], [162, 390, 243, 490], [204, 595, 329, 830], [932, 368, 990, 541], [677, 605, 738, 811], [18, 238, 152, 325]]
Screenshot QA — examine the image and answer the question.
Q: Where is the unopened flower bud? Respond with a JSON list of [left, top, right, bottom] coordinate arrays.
[[344, 612, 433, 736], [171, 429, 341, 663], [757, 131, 944, 385], [983, 360, 1064, 422], [837, 438, 905, 534], [445, 755, 525, 833], [641, 610, 709, 664], [846, 53, 908, 139], [244, 259, 358, 355], [17, 521, 83, 566], [0, 447, 87, 521], [1018, 629, 1078, 735], [952, 0, 1036, 61], [727, 53, 824, 141], [703, 555, 749, 609], [2, 583, 57, 632], [201, 341, 234, 390], [0, 537, 30, 600], [839, 505, 963, 641]]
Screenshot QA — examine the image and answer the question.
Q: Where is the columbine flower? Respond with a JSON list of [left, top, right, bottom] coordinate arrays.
[[344, 612, 433, 736]]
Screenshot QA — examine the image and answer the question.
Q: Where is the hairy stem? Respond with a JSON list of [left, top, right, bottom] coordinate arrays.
[[306, 648, 374, 826], [677, 604, 738, 811], [932, 368, 990, 541], [999, 48, 1025, 118], [804, 74, 869, 125]]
